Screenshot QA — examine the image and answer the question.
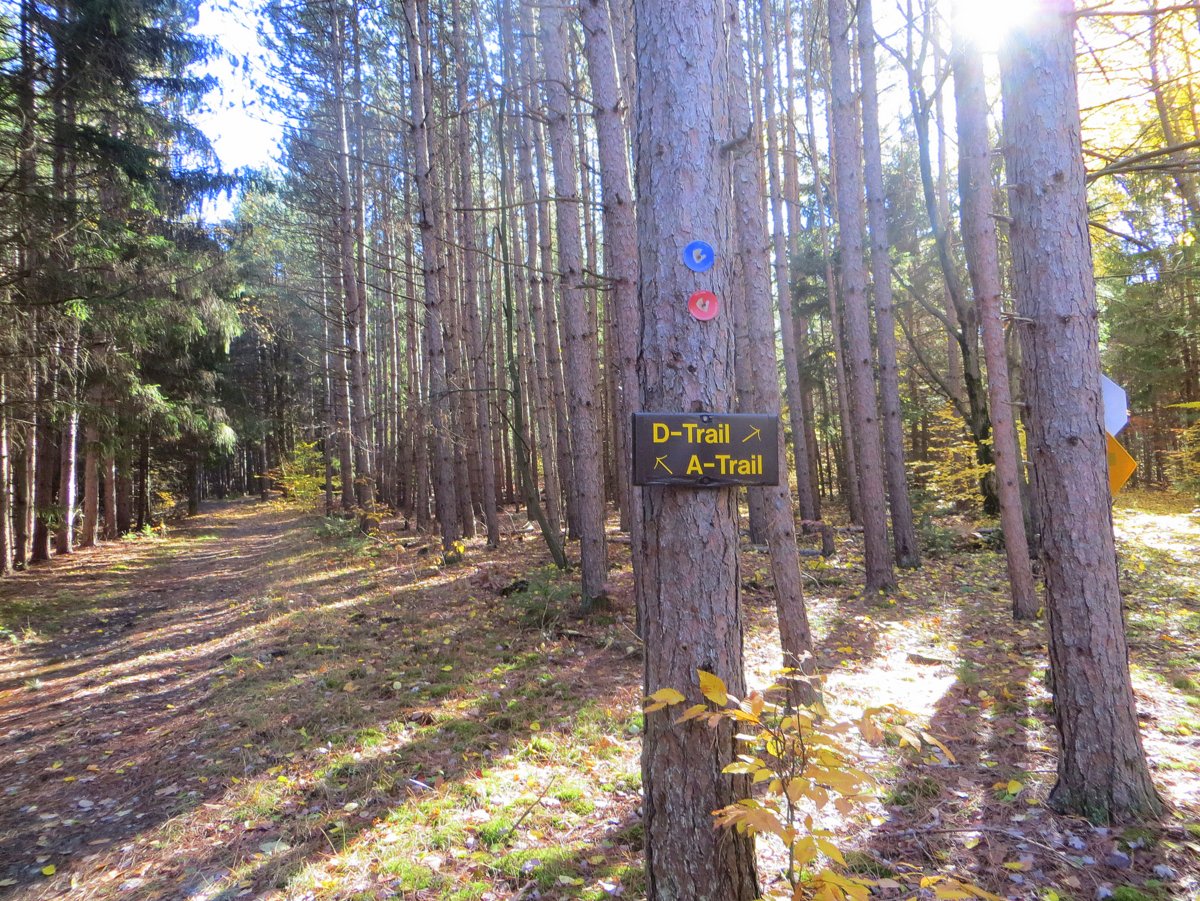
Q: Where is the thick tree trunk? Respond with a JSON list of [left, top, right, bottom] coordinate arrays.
[[858, 0, 920, 569], [634, 0, 758, 895], [828, 0, 895, 593], [952, 11, 1039, 620], [542, 0, 609, 605], [999, 0, 1161, 822]]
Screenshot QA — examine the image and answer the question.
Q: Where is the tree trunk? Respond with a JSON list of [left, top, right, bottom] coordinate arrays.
[[80, 416, 100, 549], [805, 59, 860, 523], [55, 329, 79, 555], [103, 453, 118, 539], [634, 0, 758, 894], [580, 0, 640, 544], [828, 0, 895, 593], [333, 9, 374, 513], [0, 374, 12, 574], [999, 0, 1161, 822], [759, 0, 818, 524], [952, 9, 1038, 620], [453, 1, 499, 548], [858, 0, 920, 569], [730, 3, 817, 698], [542, 0, 609, 605]]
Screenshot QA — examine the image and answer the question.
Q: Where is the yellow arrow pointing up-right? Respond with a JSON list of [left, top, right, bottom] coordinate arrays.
[[742, 425, 762, 443]]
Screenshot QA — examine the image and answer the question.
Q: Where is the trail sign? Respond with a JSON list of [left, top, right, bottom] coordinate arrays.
[[1101, 375, 1129, 436], [1107, 433, 1137, 495], [1101, 374, 1136, 495], [632, 412, 779, 487]]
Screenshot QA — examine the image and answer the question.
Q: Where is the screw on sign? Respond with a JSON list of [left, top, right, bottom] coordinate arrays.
[[681, 240, 715, 273], [688, 290, 719, 321]]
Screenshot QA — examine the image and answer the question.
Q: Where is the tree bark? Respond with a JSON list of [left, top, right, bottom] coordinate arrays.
[[730, 2, 817, 697], [759, 0, 818, 524], [634, 0, 758, 895], [952, 9, 1039, 620], [405, 0, 459, 550], [580, 0, 640, 544], [858, 0, 920, 569], [454, 0, 499, 547], [828, 0, 895, 593], [542, 0, 609, 605], [999, 0, 1161, 822], [0, 374, 12, 574]]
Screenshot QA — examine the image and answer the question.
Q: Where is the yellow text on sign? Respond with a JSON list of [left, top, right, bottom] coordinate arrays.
[[685, 454, 764, 476], [651, 422, 731, 444]]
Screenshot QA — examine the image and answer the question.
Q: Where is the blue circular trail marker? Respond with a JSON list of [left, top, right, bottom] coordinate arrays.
[[682, 240, 716, 273]]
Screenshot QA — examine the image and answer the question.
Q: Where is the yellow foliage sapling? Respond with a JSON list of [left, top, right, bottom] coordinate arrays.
[[646, 669, 1004, 901]]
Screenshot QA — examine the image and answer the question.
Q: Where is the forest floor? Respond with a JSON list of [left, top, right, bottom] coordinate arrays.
[[0, 492, 1197, 901]]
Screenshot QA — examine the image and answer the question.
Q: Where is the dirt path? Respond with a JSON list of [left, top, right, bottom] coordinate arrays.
[[0, 501, 325, 895], [0, 495, 1196, 901]]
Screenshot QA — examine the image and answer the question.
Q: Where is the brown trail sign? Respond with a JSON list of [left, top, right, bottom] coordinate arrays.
[[632, 412, 779, 487]]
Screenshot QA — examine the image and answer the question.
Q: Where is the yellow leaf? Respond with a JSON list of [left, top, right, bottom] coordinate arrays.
[[675, 703, 708, 724], [647, 687, 686, 706], [1006, 780, 1022, 795], [1001, 861, 1029, 871], [816, 838, 846, 865], [920, 731, 957, 763], [41, 865, 56, 877], [698, 670, 728, 706], [963, 836, 981, 849]]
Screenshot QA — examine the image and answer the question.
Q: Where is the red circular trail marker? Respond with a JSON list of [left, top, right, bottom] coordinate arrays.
[[688, 290, 720, 321]]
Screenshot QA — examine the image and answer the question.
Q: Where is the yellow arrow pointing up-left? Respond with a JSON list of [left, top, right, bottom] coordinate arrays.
[[653, 455, 673, 475]]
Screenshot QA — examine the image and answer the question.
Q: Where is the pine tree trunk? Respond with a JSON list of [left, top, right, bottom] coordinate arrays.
[[999, 0, 1161, 822], [80, 416, 100, 549], [858, 0, 919, 569], [0, 373, 12, 574], [580, 0, 640, 543], [729, 4, 816, 698], [508, 14, 563, 537], [405, 0, 459, 550], [31, 350, 58, 563], [634, 0, 758, 894], [782, 9, 822, 514], [453, 0, 499, 547], [55, 326, 80, 555], [759, 0, 818, 524], [828, 0, 895, 593], [805, 64, 861, 523], [952, 9, 1038, 620], [102, 454, 117, 539], [333, 12, 374, 512], [542, 0, 609, 604]]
